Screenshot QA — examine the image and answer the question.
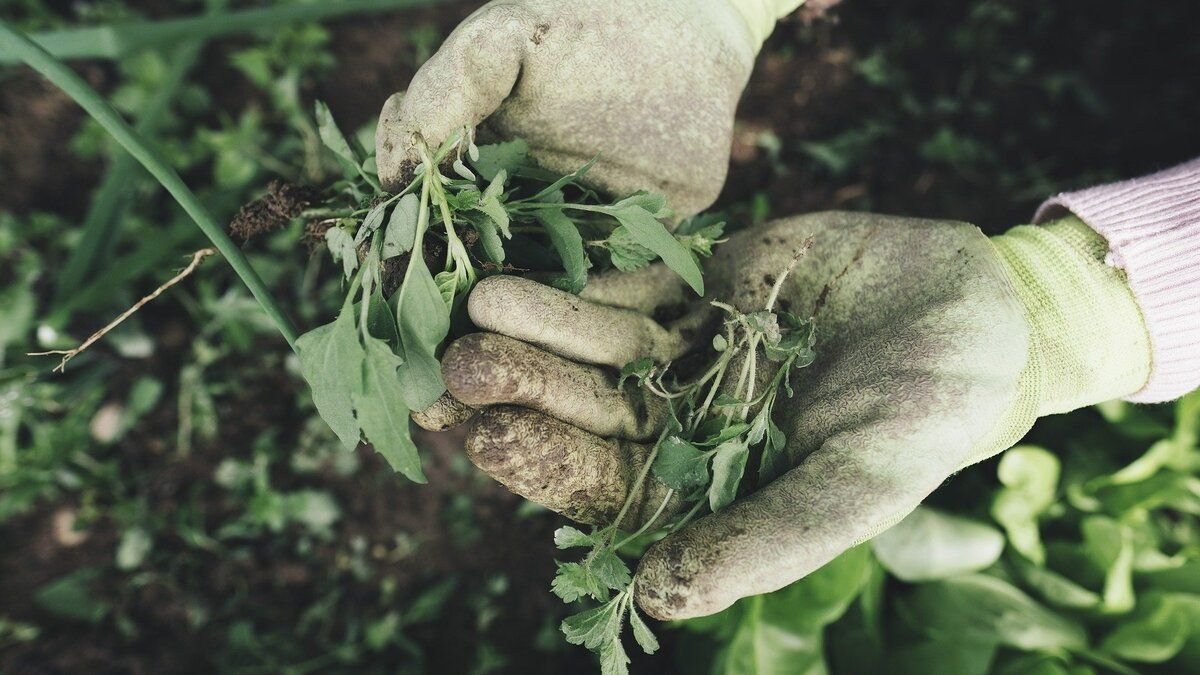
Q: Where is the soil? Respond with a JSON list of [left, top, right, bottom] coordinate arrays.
[[2, 0, 1198, 673], [229, 180, 319, 243]]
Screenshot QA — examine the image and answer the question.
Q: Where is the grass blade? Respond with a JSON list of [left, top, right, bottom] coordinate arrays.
[[0, 19, 300, 350]]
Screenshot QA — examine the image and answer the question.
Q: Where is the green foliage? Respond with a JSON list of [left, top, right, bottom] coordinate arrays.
[[554, 256, 818, 673], [683, 390, 1200, 674], [298, 106, 720, 483]]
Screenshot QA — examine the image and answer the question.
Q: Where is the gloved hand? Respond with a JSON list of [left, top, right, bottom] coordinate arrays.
[[436, 210, 1152, 620], [374, 0, 810, 217]]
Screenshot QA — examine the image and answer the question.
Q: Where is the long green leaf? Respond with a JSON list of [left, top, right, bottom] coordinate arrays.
[[0, 20, 300, 349]]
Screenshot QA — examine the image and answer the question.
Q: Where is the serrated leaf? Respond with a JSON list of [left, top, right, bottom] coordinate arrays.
[[590, 549, 632, 591], [653, 436, 711, 491], [475, 189, 511, 239], [599, 638, 630, 675], [554, 526, 595, 549], [536, 207, 589, 294], [472, 139, 530, 182], [552, 561, 608, 603], [709, 441, 749, 512], [353, 336, 425, 482], [562, 598, 624, 649], [296, 307, 362, 451], [629, 605, 659, 655], [382, 193, 419, 259], [606, 226, 657, 273]]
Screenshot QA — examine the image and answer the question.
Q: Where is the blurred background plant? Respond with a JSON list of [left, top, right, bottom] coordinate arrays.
[[0, 0, 1197, 672]]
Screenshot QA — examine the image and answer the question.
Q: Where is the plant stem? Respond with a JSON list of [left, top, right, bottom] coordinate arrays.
[[0, 20, 300, 350]]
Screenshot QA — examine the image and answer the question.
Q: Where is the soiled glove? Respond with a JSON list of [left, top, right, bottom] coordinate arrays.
[[438, 211, 1152, 620], [375, 0, 790, 217]]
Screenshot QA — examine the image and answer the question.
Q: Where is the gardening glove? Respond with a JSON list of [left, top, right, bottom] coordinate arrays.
[[437, 210, 1152, 620], [375, 0, 814, 218]]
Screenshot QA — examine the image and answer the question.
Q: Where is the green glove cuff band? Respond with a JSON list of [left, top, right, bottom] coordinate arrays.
[[991, 216, 1152, 417], [725, 0, 807, 50]]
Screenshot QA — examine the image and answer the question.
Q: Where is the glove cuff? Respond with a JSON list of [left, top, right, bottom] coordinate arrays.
[[724, 0, 808, 51], [991, 216, 1151, 416]]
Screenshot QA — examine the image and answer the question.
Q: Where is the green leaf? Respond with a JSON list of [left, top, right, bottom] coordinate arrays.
[[296, 307, 362, 451], [605, 196, 703, 294], [471, 213, 506, 264], [767, 545, 875, 632], [629, 605, 659, 655], [314, 100, 360, 167], [898, 574, 1088, 652], [354, 201, 388, 246], [758, 418, 790, 483], [472, 138, 530, 182], [1083, 516, 1135, 613], [1012, 558, 1101, 610], [723, 594, 826, 675], [590, 549, 632, 591], [353, 336, 426, 482], [115, 527, 152, 571], [599, 638, 631, 675], [697, 421, 752, 447], [475, 170, 511, 238], [325, 227, 358, 280], [554, 526, 595, 549], [396, 253, 449, 410], [562, 598, 624, 649], [529, 156, 597, 202], [709, 441, 749, 512], [652, 436, 711, 491], [35, 568, 110, 623], [536, 207, 589, 294], [552, 561, 609, 603], [382, 193, 419, 259], [605, 226, 657, 273], [617, 358, 654, 389], [992, 445, 1060, 564], [872, 506, 1005, 582], [1101, 593, 1190, 662]]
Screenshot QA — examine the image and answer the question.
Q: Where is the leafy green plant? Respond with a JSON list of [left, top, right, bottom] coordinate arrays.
[[297, 105, 719, 482], [551, 254, 817, 673]]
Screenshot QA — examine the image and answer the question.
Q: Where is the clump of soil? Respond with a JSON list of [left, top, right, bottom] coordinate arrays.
[[229, 180, 320, 243]]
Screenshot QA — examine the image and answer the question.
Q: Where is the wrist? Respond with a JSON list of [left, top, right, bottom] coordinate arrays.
[[724, 0, 808, 51], [991, 216, 1151, 415]]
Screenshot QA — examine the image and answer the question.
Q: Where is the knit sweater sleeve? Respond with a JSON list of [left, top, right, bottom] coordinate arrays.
[[1034, 158, 1200, 403]]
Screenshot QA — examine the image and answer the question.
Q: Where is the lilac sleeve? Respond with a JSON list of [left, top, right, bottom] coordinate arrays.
[[1034, 158, 1200, 403]]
